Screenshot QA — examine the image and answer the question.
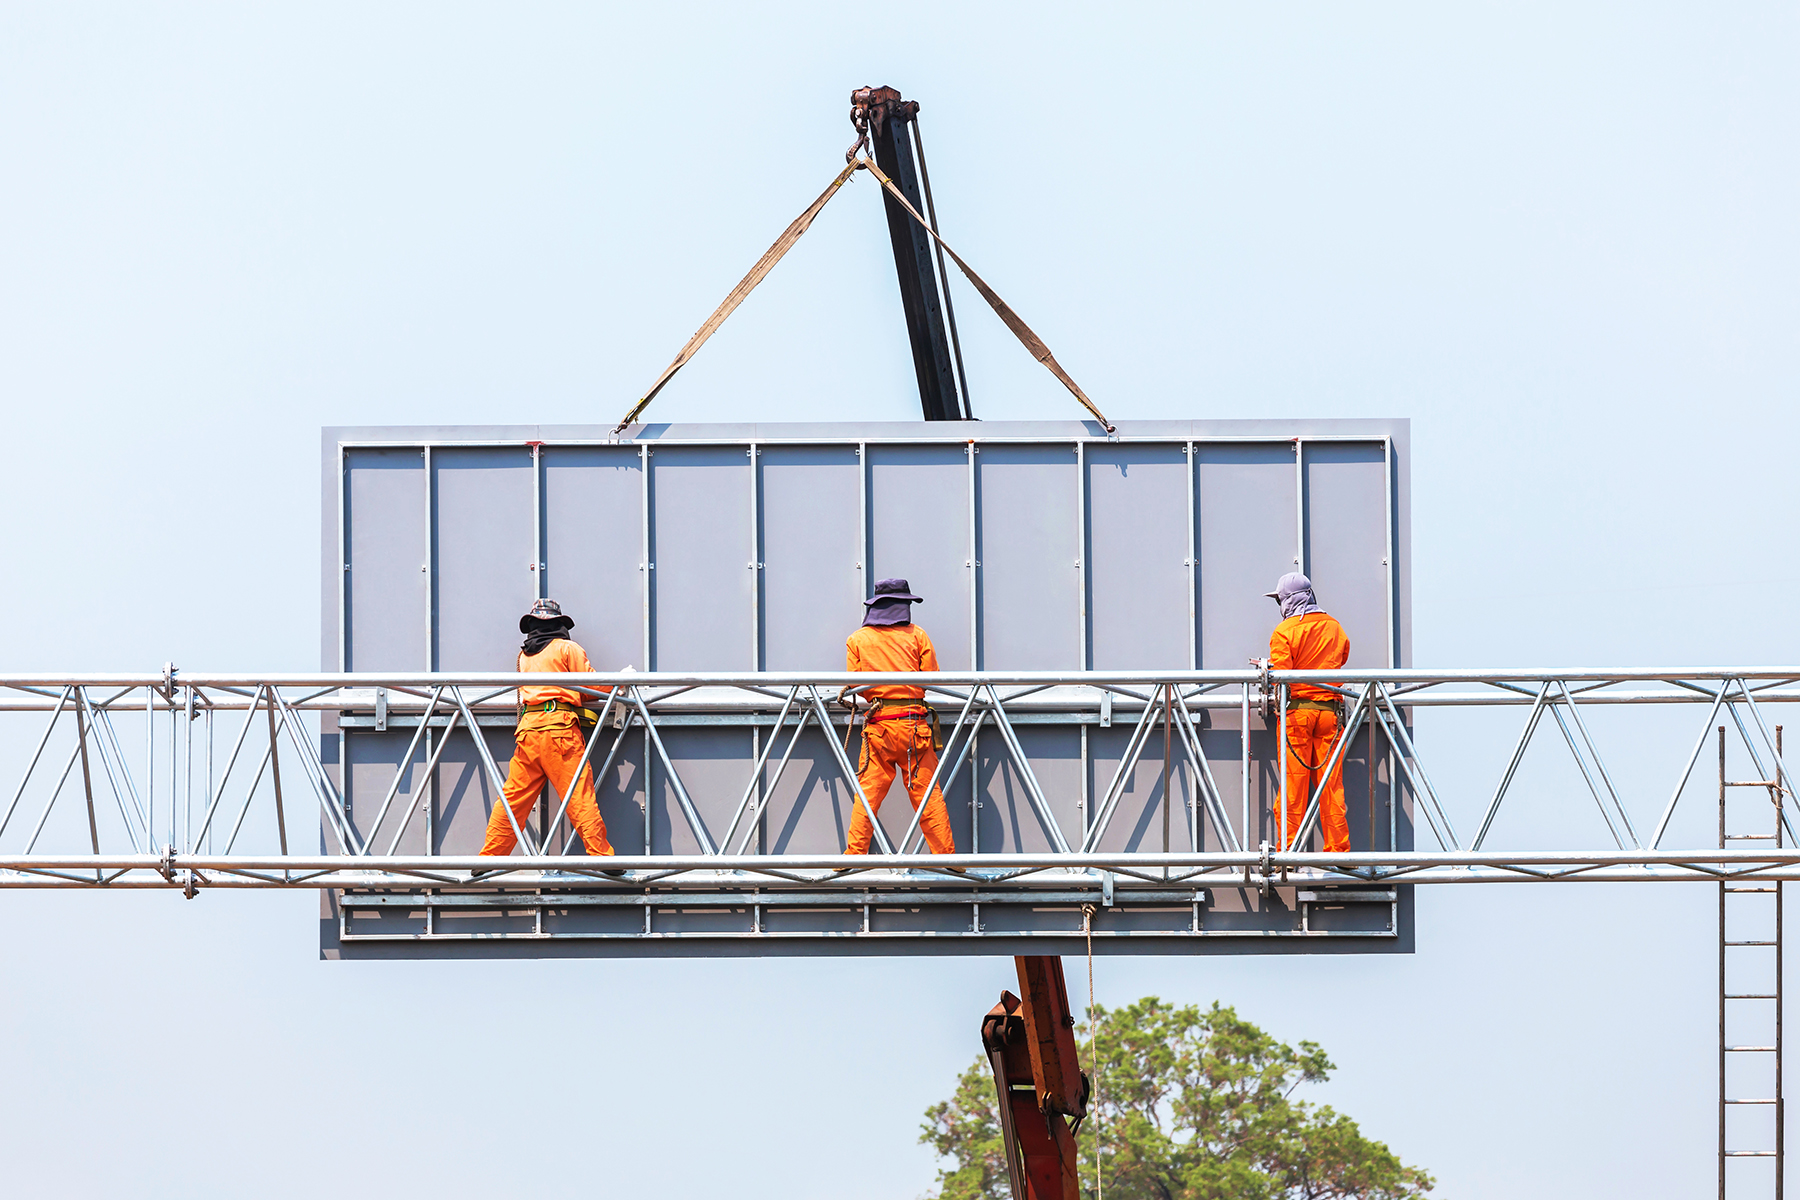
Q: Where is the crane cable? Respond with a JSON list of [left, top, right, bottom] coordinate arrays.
[[613, 158, 1115, 436]]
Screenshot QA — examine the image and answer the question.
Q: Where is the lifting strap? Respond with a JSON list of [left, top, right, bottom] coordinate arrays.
[[856, 156, 1115, 434], [613, 158, 1117, 435], [612, 162, 860, 435]]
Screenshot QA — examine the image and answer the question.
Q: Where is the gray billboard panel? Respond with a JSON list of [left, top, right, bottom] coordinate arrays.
[[321, 419, 1412, 958], [977, 444, 1082, 671], [650, 446, 755, 671], [542, 445, 644, 672], [759, 444, 862, 671], [433, 447, 537, 672], [343, 448, 427, 672], [1085, 441, 1191, 670], [867, 442, 973, 670]]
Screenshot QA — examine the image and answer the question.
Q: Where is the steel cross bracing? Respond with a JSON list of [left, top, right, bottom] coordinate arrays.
[[1, 667, 1799, 905]]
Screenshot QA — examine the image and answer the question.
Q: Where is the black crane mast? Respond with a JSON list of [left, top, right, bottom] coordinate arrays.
[[849, 86, 972, 422]]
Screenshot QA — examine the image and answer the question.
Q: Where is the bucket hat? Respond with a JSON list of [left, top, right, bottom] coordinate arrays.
[[519, 597, 575, 633], [864, 578, 924, 606]]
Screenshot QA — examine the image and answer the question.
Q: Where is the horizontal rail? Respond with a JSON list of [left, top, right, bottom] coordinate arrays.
[[7, 849, 1800, 889], [1, 668, 1799, 688]]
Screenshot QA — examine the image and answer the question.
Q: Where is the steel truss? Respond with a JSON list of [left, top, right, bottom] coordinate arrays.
[[0, 667, 1795, 889]]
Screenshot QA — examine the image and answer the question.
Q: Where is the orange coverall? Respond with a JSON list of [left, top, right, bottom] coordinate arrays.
[[479, 638, 615, 858], [843, 623, 957, 855], [1270, 611, 1352, 853]]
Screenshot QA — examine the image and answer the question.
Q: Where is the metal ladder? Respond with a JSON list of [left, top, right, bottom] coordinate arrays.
[[1721, 724, 1785, 1198]]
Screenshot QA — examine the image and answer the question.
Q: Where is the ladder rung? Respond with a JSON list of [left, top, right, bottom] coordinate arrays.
[[1725, 781, 1779, 788], [1726, 1045, 1779, 1052], [1725, 940, 1778, 946], [1724, 885, 1781, 893], [1724, 1151, 1779, 1158], [1724, 834, 1776, 840], [1727, 1099, 1779, 1105], [1725, 993, 1779, 999]]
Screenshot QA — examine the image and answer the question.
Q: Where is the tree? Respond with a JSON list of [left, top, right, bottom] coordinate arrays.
[[920, 996, 1434, 1200]]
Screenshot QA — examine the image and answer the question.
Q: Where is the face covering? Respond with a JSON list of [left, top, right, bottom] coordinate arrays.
[[521, 619, 571, 657], [1280, 588, 1322, 619], [863, 599, 913, 627]]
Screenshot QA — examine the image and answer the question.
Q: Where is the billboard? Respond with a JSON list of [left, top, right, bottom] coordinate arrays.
[[320, 419, 1412, 957]]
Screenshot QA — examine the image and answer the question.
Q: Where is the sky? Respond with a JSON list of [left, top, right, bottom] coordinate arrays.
[[1, 2, 1798, 1196]]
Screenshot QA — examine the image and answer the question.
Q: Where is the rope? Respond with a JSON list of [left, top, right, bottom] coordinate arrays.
[[855, 156, 1115, 433], [1082, 902, 1102, 1200], [612, 163, 859, 435]]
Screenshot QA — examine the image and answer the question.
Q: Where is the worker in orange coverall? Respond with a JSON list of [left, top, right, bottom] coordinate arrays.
[[841, 578, 958, 856], [477, 598, 618, 866], [1264, 573, 1352, 853]]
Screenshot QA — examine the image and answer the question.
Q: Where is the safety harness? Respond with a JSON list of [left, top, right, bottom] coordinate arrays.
[[513, 650, 602, 734], [516, 698, 600, 729], [865, 696, 943, 749], [1284, 697, 1347, 773]]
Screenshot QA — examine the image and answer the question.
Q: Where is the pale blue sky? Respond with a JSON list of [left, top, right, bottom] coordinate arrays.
[[1, 4, 1797, 1196]]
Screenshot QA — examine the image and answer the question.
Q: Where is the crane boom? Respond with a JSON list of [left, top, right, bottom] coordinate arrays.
[[849, 86, 971, 421]]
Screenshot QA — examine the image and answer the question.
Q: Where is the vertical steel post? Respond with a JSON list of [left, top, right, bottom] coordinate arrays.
[[749, 443, 761, 670], [1721, 724, 1728, 1200], [1241, 682, 1251, 867], [337, 441, 348, 671], [1076, 440, 1088, 670], [1186, 441, 1197, 670], [1383, 436, 1396, 669], [1277, 680, 1289, 851], [1161, 685, 1173, 862], [968, 442, 979, 670], [640, 444, 652, 670], [166, 676, 176, 851], [204, 701, 214, 854], [423, 445, 434, 671], [532, 442, 545, 600], [183, 685, 193, 853], [1294, 438, 1307, 578], [858, 441, 869, 596], [1368, 709, 1378, 854]]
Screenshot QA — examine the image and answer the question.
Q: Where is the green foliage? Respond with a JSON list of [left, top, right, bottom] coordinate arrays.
[[919, 997, 1434, 1200]]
